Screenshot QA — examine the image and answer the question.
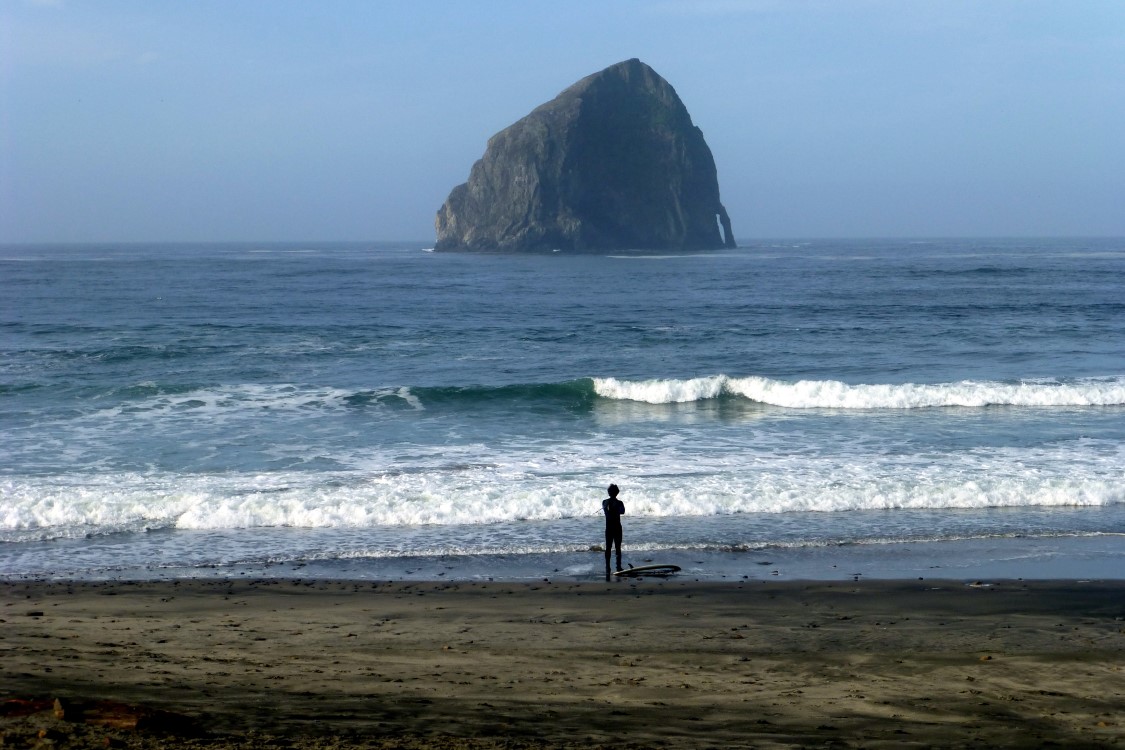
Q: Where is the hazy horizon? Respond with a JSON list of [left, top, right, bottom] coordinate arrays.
[[3, 1, 1123, 243], [4, 234, 1125, 248]]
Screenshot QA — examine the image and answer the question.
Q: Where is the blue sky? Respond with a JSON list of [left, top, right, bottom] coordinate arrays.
[[2, 0, 1123, 242]]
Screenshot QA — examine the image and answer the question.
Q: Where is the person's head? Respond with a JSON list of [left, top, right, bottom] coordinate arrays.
[[607, 483, 619, 498]]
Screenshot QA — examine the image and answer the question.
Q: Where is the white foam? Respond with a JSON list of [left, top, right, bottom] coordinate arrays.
[[2, 435, 1122, 543], [82, 383, 357, 422], [593, 375, 1125, 408], [593, 375, 727, 404]]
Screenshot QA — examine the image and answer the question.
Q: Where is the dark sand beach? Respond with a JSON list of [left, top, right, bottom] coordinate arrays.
[[4, 578, 1125, 748]]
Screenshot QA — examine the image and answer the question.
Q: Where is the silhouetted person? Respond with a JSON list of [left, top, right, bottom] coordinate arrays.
[[602, 483, 625, 578]]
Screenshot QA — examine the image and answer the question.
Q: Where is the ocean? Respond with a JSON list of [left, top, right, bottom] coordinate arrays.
[[2, 238, 1124, 581]]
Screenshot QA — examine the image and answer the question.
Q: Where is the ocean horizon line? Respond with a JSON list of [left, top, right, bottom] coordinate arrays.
[[3, 234, 1125, 248]]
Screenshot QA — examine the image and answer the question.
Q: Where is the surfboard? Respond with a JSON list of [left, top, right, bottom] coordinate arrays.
[[612, 564, 681, 577]]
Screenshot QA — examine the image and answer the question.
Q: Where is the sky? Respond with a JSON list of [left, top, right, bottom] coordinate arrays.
[[1, 0, 1123, 243]]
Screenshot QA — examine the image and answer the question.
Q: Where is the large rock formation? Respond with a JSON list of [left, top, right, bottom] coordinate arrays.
[[435, 59, 736, 252]]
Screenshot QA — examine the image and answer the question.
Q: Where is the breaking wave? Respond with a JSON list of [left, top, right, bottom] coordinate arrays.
[[3, 441, 1122, 542], [592, 375, 1125, 408], [23, 375, 1124, 421]]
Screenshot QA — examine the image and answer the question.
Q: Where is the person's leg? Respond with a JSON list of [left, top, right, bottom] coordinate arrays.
[[605, 529, 613, 576], [613, 528, 623, 571]]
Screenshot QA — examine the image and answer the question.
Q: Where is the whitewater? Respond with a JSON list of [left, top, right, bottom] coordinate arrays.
[[2, 238, 1123, 580], [593, 374, 1125, 407]]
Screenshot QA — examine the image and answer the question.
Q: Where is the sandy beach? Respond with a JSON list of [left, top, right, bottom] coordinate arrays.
[[3, 577, 1125, 748]]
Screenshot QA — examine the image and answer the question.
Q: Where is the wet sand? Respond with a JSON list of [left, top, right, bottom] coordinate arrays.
[[3, 578, 1125, 748]]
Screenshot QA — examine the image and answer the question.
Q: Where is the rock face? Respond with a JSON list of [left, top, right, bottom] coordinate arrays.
[[435, 59, 736, 252]]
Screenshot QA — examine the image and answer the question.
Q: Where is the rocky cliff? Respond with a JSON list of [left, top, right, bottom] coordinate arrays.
[[435, 59, 736, 252]]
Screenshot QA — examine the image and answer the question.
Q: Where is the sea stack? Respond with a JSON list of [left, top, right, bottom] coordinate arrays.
[[435, 59, 736, 252]]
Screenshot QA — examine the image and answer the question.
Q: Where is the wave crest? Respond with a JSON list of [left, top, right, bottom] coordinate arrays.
[[592, 375, 1125, 408], [22, 376, 1125, 418]]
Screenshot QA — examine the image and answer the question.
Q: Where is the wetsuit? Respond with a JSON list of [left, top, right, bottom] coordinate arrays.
[[602, 496, 625, 571]]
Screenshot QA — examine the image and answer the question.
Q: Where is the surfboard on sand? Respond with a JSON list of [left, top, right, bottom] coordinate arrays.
[[612, 564, 681, 577]]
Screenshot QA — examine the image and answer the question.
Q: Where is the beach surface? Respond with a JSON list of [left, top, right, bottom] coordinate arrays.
[[3, 578, 1125, 749]]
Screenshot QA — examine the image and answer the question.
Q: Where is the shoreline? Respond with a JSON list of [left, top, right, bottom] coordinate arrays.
[[4, 577, 1125, 748], [6, 531, 1124, 584]]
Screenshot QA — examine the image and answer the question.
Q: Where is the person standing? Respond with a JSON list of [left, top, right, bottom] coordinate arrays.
[[602, 483, 625, 577]]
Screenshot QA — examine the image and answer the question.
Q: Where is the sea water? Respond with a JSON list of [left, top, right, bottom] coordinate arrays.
[[2, 239, 1123, 580]]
